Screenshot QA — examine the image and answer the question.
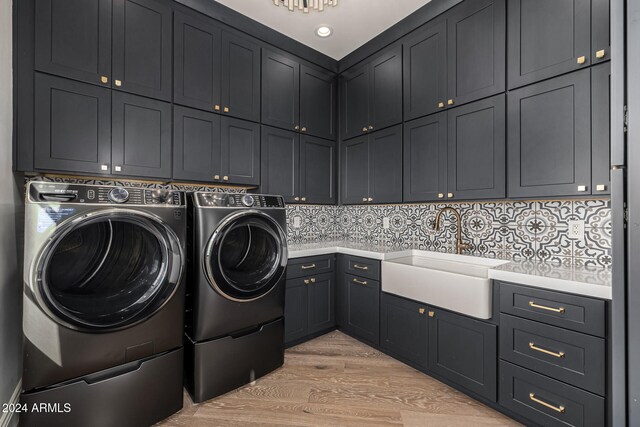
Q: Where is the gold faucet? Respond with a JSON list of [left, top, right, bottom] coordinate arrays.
[[433, 207, 472, 255]]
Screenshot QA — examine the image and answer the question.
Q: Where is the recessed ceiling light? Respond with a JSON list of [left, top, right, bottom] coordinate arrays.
[[316, 26, 333, 38]]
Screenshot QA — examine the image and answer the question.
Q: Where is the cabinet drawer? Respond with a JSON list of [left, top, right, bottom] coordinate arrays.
[[499, 361, 605, 427], [344, 255, 380, 280], [287, 255, 335, 279], [500, 314, 605, 396], [499, 282, 606, 337]]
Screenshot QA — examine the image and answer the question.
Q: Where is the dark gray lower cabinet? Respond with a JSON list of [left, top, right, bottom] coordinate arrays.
[[380, 293, 428, 369], [428, 308, 497, 401], [342, 273, 380, 345], [307, 273, 336, 335], [284, 277, 308, 344]]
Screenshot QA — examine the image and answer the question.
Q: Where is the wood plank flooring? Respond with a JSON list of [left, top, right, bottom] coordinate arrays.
[[159, 331, 521, 426]]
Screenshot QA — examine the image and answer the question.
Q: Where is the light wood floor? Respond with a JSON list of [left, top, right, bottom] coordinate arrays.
[[159, 331, 521, 426]]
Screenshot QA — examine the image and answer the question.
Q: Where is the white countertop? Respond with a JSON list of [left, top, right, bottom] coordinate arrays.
[[287, 241, 612, 300]]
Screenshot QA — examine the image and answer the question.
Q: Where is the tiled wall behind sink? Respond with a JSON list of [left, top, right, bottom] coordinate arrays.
[[286, 199, 612, 268]]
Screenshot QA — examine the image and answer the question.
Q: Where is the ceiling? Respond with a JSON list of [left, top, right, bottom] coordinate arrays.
[[215, 0, 432, 60]]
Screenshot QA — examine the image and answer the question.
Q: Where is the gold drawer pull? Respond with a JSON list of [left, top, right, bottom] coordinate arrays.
[[304, 278, 316, 285], [352, 278, 368, 285], [529, 301, 566, 314], [301, 264, 316, 270], [428, 310, 435, 317], [577, 56, 586, 65], [529, 393, 565, 413], [596, 49, 606, 59], [529, 342, 565, 358], [353, 264, 369, 270], [419, 308, 425, 314]]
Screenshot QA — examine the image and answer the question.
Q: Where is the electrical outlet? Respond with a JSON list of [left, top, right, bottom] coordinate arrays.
[[383, 217, 390, 229], [568, 220, 585, 239]]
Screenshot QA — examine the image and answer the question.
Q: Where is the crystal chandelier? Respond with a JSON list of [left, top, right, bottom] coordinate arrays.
[[273, 0, 338, 13]]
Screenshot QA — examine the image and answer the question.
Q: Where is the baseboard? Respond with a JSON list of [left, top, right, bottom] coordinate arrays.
[[0, 380, 21, 427]]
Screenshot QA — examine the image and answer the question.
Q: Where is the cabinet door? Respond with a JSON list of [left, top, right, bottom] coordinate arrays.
[[261, 126, 299, 204], [428, 309, 497, 401], [112, 0, 172, 101], [447, 95, 505, 200], [369, 46, 403, 131], [508, 70, 591, 197], [592, 0, 610, 63], [300, 66, 337, 140], [221, 32, 261, 122], [403, 20, 447, 121], [447, 0, 506, 106], [592, 63, 611, 195], [262, 50, 300, 131], [300, 135, 336, 204], [111, 92, 172, 179], [284, 278, 308, 345], [35, 0, 111, 86], [340, 65, 370, 140], [307, 273, 336, 335], [173, 106, 222, 183], [34, 74, 111, 175], [341, 136, 370, 204], [369, 125, 403, 204], [345, 274, 380, 345], [174, 12, 222, 112], [221, 117, 260, 185], [380, 293, 428, 369], [508, 0, 591, 89], [403, 113, 448, 202]]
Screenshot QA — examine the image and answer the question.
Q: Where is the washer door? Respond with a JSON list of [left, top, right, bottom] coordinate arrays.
[[204, 211, 287, 301], [35, 210, 183, 331]]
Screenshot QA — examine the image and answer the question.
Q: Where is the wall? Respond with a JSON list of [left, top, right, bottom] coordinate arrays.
[[0, 0, 24, 424], [287, 199, 612, 268]]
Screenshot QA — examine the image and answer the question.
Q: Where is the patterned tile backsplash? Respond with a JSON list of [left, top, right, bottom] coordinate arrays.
[[286, 200, 612, 268]]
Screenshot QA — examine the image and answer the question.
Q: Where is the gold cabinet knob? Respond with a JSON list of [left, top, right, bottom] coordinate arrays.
[[438, 102, 445, 109], [115, 79, 122, 87], [304, 278, 316, 284], [100, 76, 109, 84], [100, 164, 109, 171], [447, 193, 454, 198], [438, 193, 444, 199], [367, 197, 373, 202], [301, 197, 306, 202], [294, 197, 300, 201], [596, 49, 606, 59], [362, 197, 368, 202], [294, 125, 300, 130], [214, 175, 220, 180], [577, 185, 587, 192], [428, 310, 435, 317], [214, 105, 221, 111], [577, 56, 586, 64], [114, 165, 122, 172], [368, 125, 374, 130], [418, 308, 425, 314], [301, 127, 307, 132], [596, 184, 607, 192], [223, 176, 229, 181], [362, 127, 368, 132], [223, 107, 230, 113], [447, 99, 454, 106]]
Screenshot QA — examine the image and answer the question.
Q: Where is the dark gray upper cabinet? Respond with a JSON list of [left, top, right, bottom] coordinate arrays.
[[262, 50, 300, 131], [592, 0, 610, 63], [403, 20, 447, 121], [428, 308, 497, 401], [380, 293, 429, 369], [112, 0, 172, 101], [369, 46, 403, 133], [507, 0, 591, 89], [173, 12, 222, 113], [300, 135, 337, 204], [446, 0, 505, 107], [592, 62, 611, 195], [368, 125, 403, 204], [508, 70, 591, 198], [221, 32, 261, 122], [341, 136, 370, 204], [403, 113, 448, 202], [35, 0, 112, 87], [307, 273, 336, 335], [220, 117, 261, 186], [261, 126, 299, 203], [111, 92, 172, 179], [340, 46, 402, 140], [173, 106, 222, 183], [300, 66, 337, 140], [34, 73, 111, 175], [447, 94, 505, 200], [340, 65, 370, 140]]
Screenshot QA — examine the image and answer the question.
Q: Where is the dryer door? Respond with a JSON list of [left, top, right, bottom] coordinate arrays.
[[34, 210, 183, 331], [204, 211, 287, 301]]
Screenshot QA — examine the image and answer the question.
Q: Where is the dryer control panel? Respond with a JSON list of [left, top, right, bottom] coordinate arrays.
[[195, 193, 285, 208], [28, 182, 184, 206]]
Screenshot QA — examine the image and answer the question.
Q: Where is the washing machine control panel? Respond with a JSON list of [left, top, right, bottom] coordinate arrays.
[[196, 193, 285, 208], [29, 183, 184, 206]]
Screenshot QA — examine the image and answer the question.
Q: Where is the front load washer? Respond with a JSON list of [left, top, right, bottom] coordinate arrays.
[[21, 182, 187, 427], [184, 192, 288, 402]]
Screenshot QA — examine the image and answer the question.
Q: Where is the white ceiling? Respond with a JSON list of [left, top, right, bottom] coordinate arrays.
[[215, 0, 432, 60]]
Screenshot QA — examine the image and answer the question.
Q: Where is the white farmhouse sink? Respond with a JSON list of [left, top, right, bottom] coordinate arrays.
[[381, 251, 510, 319]]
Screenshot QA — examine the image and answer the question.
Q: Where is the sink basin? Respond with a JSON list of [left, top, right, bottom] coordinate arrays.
[[381, 251, 509, 319]]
